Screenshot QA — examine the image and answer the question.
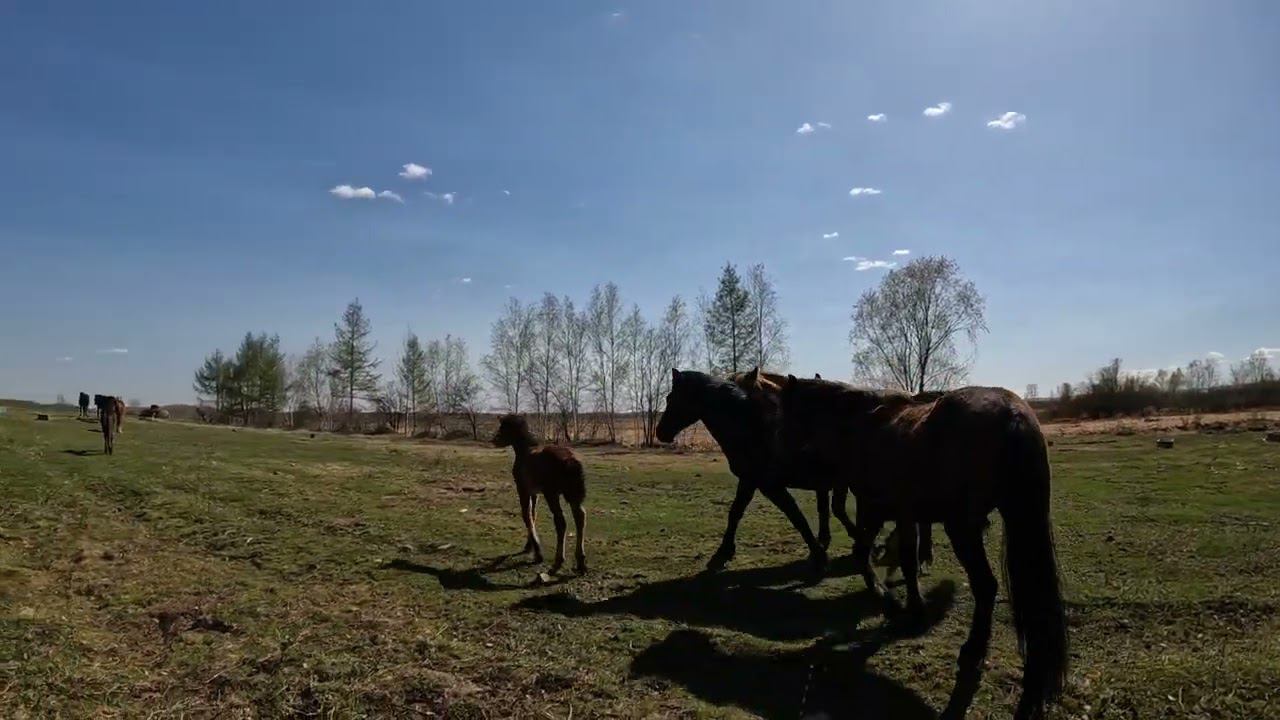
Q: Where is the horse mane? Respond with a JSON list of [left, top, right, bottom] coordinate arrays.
[[497, 414, 539, 446]]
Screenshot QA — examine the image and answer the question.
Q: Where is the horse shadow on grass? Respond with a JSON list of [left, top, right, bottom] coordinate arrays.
[[632, 628, 940, 719], [517, 555, 955, 643], [62, 449, 99, 456], [379, 553, 574, 591]]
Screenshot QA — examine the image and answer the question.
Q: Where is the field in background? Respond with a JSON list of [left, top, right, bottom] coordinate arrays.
[[2, 411, 1279, 718]]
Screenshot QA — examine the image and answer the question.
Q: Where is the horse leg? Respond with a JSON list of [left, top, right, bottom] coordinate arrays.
[[831, 485, 858, 550], [709, 478, 755, 571], [896, 518, 925, 618], [518, 486, 542, 562], [545, 492, 567, 573], [919, 522, 935, 576], [570, 500, 587, 574], [816, 489, 832, 550], [758, 482, 827, 572], [852, 503, 887, 601], [940, 520, 997, 720]]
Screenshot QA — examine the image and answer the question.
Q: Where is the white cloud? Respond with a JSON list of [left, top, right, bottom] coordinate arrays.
[[502, 189, 511, 196], [987, 111, 1026, 130], [377, 190, 404, 203], [330, 184, 376, 200], [441, 192, 456, 205], [1207, 351, 1225, 360], [822, 231, 839, 239], [816, 121, 832, 129], [842, 256, 897, 271], [96, 348, 128, 355], [867, 113, 887, 123], [425, 191, 457, 205], [923, 101, 952, 117], [1255, 347, 1280, 359], [398, 163, 431, 181], [460, 277, 472, 284], [849, 187, 882, 196], [56, 356, 73, 362], [796, 122, 815, 135], [892, 249, 910, 256]]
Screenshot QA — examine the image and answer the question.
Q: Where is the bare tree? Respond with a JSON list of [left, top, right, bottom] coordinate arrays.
[[1232, 350, 1276, 385], [553, 296, 589, 442], [746, 263, 789, 371], [482, 298, 536, 412], [1024, 384, 1039, 401], [1186, 355, 1222, 390], [849, 256, 987, 393], [293, 338, 331, 429], [530, 293, 563, 439], [442, 336, 482, 439], [587, 283, 627, 441]]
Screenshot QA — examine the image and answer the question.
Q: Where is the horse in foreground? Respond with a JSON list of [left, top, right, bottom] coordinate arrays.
[[492, 414, 587, 575], [95, 394, 119, 455], [655, 369, 830, 572], [749, 373, 1067, 720]]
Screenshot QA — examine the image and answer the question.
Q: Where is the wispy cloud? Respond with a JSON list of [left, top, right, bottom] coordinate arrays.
[[842, 256, 897, 271], [817, 121, 832, 129], [987, 111, 1026, 130], [424, 191, 457, 205], [96, 348, 128, 355], [502, 189, 511, 196], [330, 184, 376, 200], [56, 356, 73, 363], [610, 10, 625, 21], [922, 101, 952, 118], [1255, 347, 1280, 359], [796, 121, 832, 135], [398, 163, 431, 180], [867, 113, 887, 123], [1207, 351, 1226, 360], [849, 187, 882, 197], [822, 231, 839, 239], [892, 249, 910, 256], [377, 190, 404, 203], [460, 277, 473, 284]]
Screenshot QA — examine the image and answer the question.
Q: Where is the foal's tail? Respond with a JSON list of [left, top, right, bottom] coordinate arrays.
[[998, 417, 1068, 719]]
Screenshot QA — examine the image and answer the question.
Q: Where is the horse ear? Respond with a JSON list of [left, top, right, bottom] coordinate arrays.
[[671, 368, 680, 384], [745, 366, 760, 386], [814, 373, 822, 380]]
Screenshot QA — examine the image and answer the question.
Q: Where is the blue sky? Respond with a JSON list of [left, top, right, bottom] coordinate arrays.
[[2, 1, 1278, 404]]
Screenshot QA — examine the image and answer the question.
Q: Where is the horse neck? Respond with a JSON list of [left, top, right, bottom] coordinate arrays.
[[509, 438, 538, 458], [696, 391, 752, 449]]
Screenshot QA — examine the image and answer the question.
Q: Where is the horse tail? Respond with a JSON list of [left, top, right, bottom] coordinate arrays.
[[998, 415, 1068, 717]]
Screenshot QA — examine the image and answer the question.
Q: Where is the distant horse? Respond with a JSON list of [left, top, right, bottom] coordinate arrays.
[[655, 369, 828, 572], [749, 373, 1067, 720], [732, 369, 934, 575], [95, 394, 118, 455], [78, 392, 90, 418], [492, 414, 587, 574]]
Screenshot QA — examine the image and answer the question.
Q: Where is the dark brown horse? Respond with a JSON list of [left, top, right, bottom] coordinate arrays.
[[95, 394, 118, 455], [493, 414, 587, 574], [747, 374, 1067, 720], [655, 369, 829, 573], [78, 392, 90, 418]]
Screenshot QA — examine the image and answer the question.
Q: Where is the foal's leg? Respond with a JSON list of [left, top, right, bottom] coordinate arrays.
[[569, 500, 587, 574], [919, 522, 935, 576], [940, 520, 998, 720], [709, 478, 756, 571], [518, 485, 543, 562], [816, 489, 832, 550], [758, 482, 827, 571], [545, 492, 568, 573]]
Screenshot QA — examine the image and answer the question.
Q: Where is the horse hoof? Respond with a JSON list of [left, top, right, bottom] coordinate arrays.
[[549, 561, 564, 574], [575, 561, 588, 575], [808, 551, 829, 576], [706, 548, 734, 571]]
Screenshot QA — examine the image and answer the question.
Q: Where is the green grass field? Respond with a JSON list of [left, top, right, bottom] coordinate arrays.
[[2, 412, 1278, 718]]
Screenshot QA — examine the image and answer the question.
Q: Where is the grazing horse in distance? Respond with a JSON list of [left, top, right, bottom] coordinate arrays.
[[655, 369, 828, 573], [78, 392, 90, 418], [95, 395, 118, 455], [753, 374, 1067, 720], [492, 414, 588, 574]]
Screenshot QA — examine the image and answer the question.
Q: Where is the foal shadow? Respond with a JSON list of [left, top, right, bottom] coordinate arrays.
[[62, 449, 98, 457], [518, 556, 956, 643], [632, 628, 939, 719], [380, 553, 571, 591]]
